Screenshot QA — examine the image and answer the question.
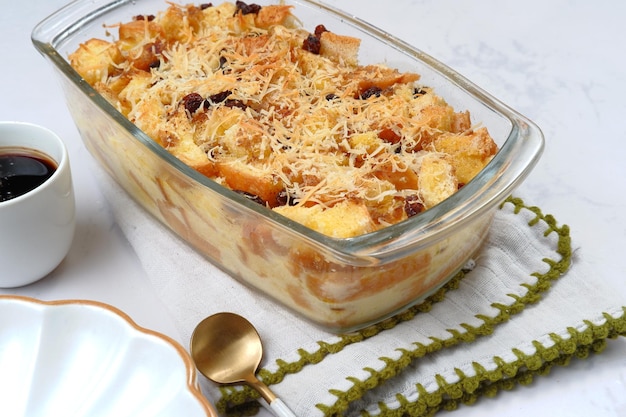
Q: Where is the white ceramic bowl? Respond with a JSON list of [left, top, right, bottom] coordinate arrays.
[[0, 122, 75, 287], [0, 296, 217, 417]]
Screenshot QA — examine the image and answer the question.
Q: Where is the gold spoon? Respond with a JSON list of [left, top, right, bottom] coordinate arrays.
[[190, 312, 297, 417]]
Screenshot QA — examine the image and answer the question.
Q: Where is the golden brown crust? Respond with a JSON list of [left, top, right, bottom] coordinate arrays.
[[69, 1, 498, 238], [69, 39, 123, 85], [418, 154, 458, 209], [319, 31, 360, 66], [255, 5, 294, 28], [427, 127, 498, 184]]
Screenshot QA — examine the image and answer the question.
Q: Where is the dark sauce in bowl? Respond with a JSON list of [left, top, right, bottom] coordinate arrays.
[[0, 148, 57, 202]]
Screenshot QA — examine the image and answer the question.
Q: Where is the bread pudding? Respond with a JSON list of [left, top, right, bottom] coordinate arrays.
[[37, 0, 543, 331], [69, 1, 498, 238]]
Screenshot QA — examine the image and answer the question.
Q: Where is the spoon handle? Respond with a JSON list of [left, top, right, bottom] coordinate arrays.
[[248, 377, 297, 417], [269, 398, 298, 417]]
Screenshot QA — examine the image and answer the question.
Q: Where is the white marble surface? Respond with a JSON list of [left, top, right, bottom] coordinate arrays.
[[1, 0, 625, 416]]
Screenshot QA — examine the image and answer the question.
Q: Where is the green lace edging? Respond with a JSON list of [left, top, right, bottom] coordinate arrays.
[[215, 196, 576, 415], [356, 309, 626, 417]]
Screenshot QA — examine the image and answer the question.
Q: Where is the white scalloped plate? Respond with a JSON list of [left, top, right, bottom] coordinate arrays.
[[0, 295, 217, 417]]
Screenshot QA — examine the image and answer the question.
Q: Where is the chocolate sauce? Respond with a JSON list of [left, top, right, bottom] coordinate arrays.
[[0, 148, 57, 202]]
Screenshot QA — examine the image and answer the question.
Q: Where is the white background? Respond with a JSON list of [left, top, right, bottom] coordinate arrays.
[[1, 1, 625, 416]]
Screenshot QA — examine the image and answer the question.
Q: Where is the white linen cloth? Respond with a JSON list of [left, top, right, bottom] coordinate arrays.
[[97, 168, 625, 417]]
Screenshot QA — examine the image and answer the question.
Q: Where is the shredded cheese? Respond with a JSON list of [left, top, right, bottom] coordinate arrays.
[[69, 1, 498, 237]]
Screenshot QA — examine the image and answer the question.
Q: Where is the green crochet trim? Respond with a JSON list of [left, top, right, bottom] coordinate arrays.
[[215, 196, 623, 416], [363, 309, 626, 417]]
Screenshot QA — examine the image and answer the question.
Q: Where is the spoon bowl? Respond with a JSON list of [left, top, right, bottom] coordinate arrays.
[[190, 312, 297, 417]]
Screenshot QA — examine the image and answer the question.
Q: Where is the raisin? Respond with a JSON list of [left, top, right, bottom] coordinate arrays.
[[404, 195, 424, 217], [182, 93, 204, 114], [200, 3, 213, 9], [133, 14, 155, 21], [235, 190, 265, 205], [314, 24, 328, 37], [325, 93, 338, 101], [276, 190, 298, 206], [235, 1, 261, 15], [209, 90, 232, 104], [302, 34, 321, 54], [359, 86, 382, 99], [224, 99, 248, 110]]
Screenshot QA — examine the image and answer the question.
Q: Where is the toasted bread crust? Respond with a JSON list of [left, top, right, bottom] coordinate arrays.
[[70, 1, 498, 237]]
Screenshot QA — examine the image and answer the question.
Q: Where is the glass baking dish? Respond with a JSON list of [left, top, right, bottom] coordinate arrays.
[[32, 0, 543, 333]]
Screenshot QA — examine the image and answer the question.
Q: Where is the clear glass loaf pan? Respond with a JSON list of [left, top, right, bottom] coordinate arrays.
[[32, 0, 543, 333]]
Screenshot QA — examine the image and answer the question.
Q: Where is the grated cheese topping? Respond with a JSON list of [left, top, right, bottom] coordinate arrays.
[[69, 1, 498, 237]]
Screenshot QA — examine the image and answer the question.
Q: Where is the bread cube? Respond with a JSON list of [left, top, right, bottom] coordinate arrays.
[[429, 127, 498, 184], [274, 200, 376, 238], [418, 154, 458, 209], [319, 31, 361, 66], [69, 39, 123, 85]]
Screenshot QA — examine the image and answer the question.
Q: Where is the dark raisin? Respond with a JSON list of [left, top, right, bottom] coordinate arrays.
[[219, 55, 227, 68], [203, 90, 232, 109], [413, 87, 428, 97], [235, 190, 265, 205], [276, 190, 298, 206], [182, 93, 204, 114], [314, 24, 328, 37], [302, 34, 321, 54], [325, 93, 338, 101], [133, 14, 155, 21], [209, 90, 232, 104], [235, 1, 262, 15], [200, 3, 213, 9], [224, 99, 248, 110], [457, 182, 465, 190], [359, 86, 382, 99], [404, 195, 424, 217]]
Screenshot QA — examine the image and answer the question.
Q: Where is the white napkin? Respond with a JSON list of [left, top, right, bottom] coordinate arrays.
[[96, 168, 625, 417]]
